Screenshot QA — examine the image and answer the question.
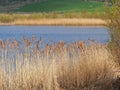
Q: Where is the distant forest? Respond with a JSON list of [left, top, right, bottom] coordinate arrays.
[[0, 0, 110, 6], [0, 0, 44, 5]]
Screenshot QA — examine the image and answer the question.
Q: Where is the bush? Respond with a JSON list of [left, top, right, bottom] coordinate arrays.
[[107, 0, 120, 64]]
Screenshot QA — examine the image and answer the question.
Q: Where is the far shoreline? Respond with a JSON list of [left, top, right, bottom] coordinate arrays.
[[0, 18, 107, 26]]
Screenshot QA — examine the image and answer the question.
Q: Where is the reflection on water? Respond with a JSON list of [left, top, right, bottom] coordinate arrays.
[[0, 26, 110, 43]]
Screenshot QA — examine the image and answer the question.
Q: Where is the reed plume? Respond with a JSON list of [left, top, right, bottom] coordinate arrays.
[[23, 36, 31, 47], [58, 40, 65, 48], [76, 41, 86, 51], [1, 41, 6, 49], [0, 37, 119, 90], [36, 37, 42, 51], [0, 40, 3, 47]]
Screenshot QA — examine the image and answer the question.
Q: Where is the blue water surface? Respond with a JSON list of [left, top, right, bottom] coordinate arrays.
[[0, 26, 110, 43]]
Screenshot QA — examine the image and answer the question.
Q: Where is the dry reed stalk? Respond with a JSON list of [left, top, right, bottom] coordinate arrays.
[[0, 40, 6, 50], [31, 35, 36, 43], [76, 41, 86, 52], [36, 37, 42, 51], [0, 40, 2, 47], [43, 44, 52, 60], [22, 37, 31, 64], [17, 40, 21, 47], [57, 44, 119, 90], [58, 41, 65, 48], [0, 38, 119, 90], [6, 39, 11, 47], [23, 36, 31, 47], [53, 44, 60, 54], [12, 38, 18, 49]]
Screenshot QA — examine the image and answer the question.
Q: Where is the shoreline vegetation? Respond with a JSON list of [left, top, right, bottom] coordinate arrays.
[[0, 18, 107, 26], [0, 0, 108, 26], [0, 37, 119, 90], [0, 13, 107, 26]]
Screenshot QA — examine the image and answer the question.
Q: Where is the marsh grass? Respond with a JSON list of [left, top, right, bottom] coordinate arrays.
[[0, 14, 15, 23], [0, 37, 119, 90], [0, 13, 106, 25]]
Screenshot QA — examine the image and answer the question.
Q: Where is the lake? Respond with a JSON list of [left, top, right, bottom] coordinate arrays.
[[0, 26, 110, 43]]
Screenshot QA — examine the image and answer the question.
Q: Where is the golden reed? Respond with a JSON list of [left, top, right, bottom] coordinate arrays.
[[0, 37, 119, 90]]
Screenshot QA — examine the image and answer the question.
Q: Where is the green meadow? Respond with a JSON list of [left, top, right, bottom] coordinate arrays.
[[16, 0, 105, 12]]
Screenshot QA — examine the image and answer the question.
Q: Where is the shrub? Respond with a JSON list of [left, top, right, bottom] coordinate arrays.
[[107, 0, 120, 64]]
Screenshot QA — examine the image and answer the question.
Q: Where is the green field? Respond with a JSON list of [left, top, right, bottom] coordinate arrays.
[[16, 0, 104, 12]]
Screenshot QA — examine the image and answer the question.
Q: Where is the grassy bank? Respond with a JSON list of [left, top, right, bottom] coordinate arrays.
[[0, 38, 119, 90], [0, 18, 107, 26], [16, 0, 104, 12], [0, 13, 107, 26]]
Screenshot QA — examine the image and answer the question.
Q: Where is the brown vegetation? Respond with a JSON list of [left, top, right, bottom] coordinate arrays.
[[0, 37, 119, 90], [0, 18, 107, 26], [107, 0, 120, 64]]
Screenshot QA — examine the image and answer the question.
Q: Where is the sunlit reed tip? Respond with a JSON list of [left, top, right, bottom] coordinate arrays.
[[23, 36, 31, 47]]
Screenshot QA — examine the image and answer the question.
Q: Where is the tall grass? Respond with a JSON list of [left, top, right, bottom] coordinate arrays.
[[0, 12, 106, 23], [0, 14, 15, 23], [0, 38, 119, 90], [0, 13, 107, 26]]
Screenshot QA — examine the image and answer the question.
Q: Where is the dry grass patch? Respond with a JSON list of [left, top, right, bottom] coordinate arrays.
[[0, 18, 107, 26], [0, 38, 119, 90]]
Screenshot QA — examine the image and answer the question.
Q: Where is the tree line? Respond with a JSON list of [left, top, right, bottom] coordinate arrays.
[[0, 0, 43, 5]]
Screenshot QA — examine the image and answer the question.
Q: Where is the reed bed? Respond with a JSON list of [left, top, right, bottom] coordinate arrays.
[[0, 37, 119, 90], [12, 18, 106, 26], [0, 13, 107, 26], [0, 18, 107, 26]]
